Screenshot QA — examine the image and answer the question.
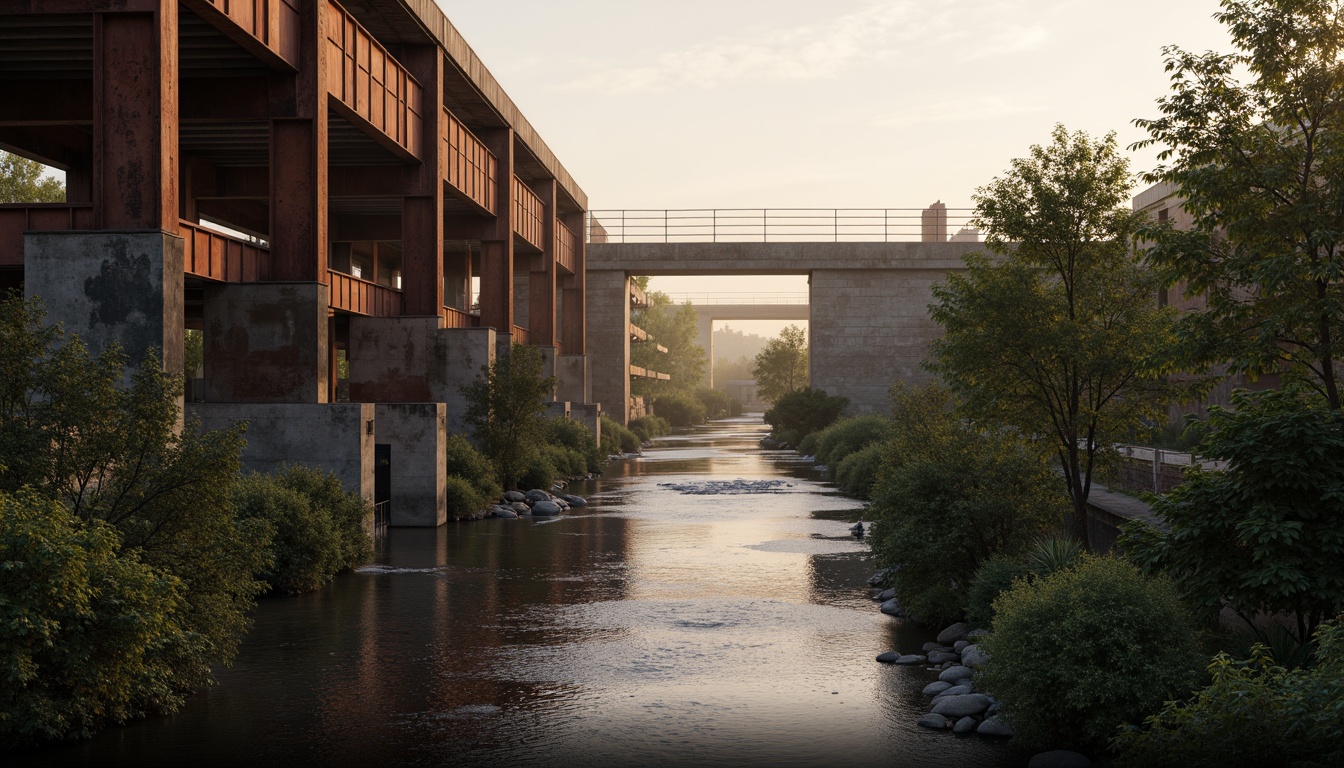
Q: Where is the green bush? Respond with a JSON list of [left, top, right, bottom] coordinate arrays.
[[543, 417, 599, 473], [1029, 535, 1082, 576], [763, 387, 849, 446], [814, 415, 893, 471], [519, 452, 557, 491], [965, 553, 1032, 629], [444, 476, 488, 518], [445, 433, 502, 502], [653, 389, 707, 426], [834, 442, 884, 499], [543, 444, 588, 478], [463, 343, 555, 489], [0, 490, 187, 746], [600, 415, 642, 455], [233, 466, 370, 594], [868, 384, 1065, 624], [695, 387, 731, 419], [628, 415, 671, 442], [982, 555, 1202, 753], [1112, 617, 1344, 767]]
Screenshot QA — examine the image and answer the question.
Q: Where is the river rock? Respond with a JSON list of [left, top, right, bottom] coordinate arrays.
[[894, 654, 926, 665], [510, 502, 530, 514], [916, 714, 949, 731], [922, 681, 952, 696], [977, 716, 1014, 738], [496, 509, 518, 519], [953, 716, 978, 734], [933, 684, 974, 699], [966, 629, 990, 639], [953, 640, 970, 652], [875, 652, 903, 663], [930, 693, 991, 719], [937, 622, 969, 644], [961, 644, 989, 667], [525, 489, 552, 503], [560, 494, 587, 507], [927, 650, 960, 664], [876, 588, 896, 601], [922, 642, 941, 652], [879, 599, 902, 617], [531, 500, 563, 516], [759, 436, 781, 449], [503, 491, 526, 503], [1028, 751, 1092, 768], [938, 665, 974, 684], [867, 572, 885, 587]]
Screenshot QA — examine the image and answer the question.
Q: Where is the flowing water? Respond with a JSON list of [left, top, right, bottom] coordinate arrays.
[[20, 418, 1019, 768]]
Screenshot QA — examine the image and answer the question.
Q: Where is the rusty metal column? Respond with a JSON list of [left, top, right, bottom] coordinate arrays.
[[562, 210, 587, 354], [93, 5, 179, 230], [479, 129, 514, 334], [529, 179, 557, 346], [401, 47, 444, 317], [269, 0, 329, 281]]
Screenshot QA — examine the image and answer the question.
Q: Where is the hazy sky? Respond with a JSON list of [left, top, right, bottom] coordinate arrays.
[[436, 0, 1235, 329]]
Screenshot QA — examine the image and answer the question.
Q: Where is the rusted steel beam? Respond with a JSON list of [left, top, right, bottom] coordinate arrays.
[[0, 1, 158, 13], [324, 0, 421, 161], [478, 127, 513, 333], [268, 0, 327, 281], [196, 200, 269, 238], [561, 210, 586, 354], [328, 268, 402, 316], [0, 204, 95, 266], [528, 178, 556, 346], [181, 0, 299, 71], [399, 45, 444, 316], [179, 219, 271, 282], [442, 108, 495, 215], [94, 6, 178, 230], [511, 175, 544, 252]]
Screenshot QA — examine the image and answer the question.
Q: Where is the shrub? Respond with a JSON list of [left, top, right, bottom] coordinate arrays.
[[695, 387, 731, 419], [600, 415, 642, 455], [519, 452, 557, 491], [1029, 535, 1082, 576], [628, 415, 671, 442], [445, 433, 502, 503], [814, 415, 893, 471], [1111, 617, 1344, 767], [834, 442, 884, 499], [543, 443, 588, 478], [233, 466, 370, 594], [543, 417, 599, 473], [653, 389, 707, 426], [982, 555, 1202, 753], [868, 384, 1065, 624], [444, 476, 488, 518], [0, 490, 187, 746], [763, 387, 849, 446], [463, 343, 555, 489], [965, 553, 1032, 629], [797, 430, 822, 456]]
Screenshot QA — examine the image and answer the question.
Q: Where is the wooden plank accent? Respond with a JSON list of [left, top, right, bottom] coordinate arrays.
[[325, 0, 422, 159], [179, 220, 271, 282], [442, 108, 496, 214], [629, 365, 670, 381], [555, 217, 576, 274], [629, 323, 649, 342], [0, 204, 96, 266], [188, 0, 300, 68], [511, 175, 544, 251], [511, 324, 530, 344], [442, 305, 479, 328], [328, 268, 403, 316]]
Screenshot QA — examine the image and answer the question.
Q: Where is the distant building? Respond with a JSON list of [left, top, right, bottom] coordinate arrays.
[[949, 226, 981, 243], [921, 201, 948, 242]]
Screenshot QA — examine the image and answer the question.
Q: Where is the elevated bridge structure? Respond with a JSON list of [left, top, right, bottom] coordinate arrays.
[[586, 208, 981, 422], [661, 293, 811, 389]]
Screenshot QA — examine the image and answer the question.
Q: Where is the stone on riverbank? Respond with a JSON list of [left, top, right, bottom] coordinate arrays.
[[879, 599, 902, 616], [977, 716, 1014, 738], [961, 644, 989, 667], [894, 654, 926, 665], [933, 684, 974, 699], [532, 500, 562, 516], [930, 693, 990, 719], [953, 716, 978, 734], [560, 494, 587, 507], [917, 714, 949, 731], [938, 665, 974, 684], [496, 509, 518, 519], [525, 489, 552, 503], [875, 588, 896, 601], [927, 650, 959, 664], [504, 490, 526, 502], [1028, 751, 1091, 768], [937, 622, 969, 644], [922, 681, 952, 696], [953, 640, 970, 652], [875, 652, 903, 663]]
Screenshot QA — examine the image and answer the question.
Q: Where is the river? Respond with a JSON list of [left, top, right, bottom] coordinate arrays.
[[20, 417, 1018, 768]]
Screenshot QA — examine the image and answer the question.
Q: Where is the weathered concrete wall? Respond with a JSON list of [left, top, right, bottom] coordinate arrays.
[[588, 270, 630, 422], [24, 231, 185, 379], [375, 403, 447, 527], [809, 267, 947, 414], [203, 282, 328, 403], [571, 402, 601, 447], [556, 354, 588, 403], [588, 241, 975, 276], [347, 318, 495, 434], [188, 402, 375, 503]]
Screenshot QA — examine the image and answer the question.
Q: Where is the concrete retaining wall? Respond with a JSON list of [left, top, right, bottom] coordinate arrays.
[[375, 403, 447, 527]]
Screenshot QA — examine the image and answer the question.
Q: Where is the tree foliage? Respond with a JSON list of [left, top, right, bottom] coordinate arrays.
[[752, 324, 809, 404], [463, 343, 556, 489], [0, 151, 64, 204], [868, 384, 1066, 623], [1122, 388, 1344, 644], [928, 126, 1178, 547], [631, 290, 705, 394], [1133, 0, 1344, 409], [762, 386, 848, 446]]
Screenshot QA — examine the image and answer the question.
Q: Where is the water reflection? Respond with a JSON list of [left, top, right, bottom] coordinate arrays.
[[16, 418, 1018, 768]]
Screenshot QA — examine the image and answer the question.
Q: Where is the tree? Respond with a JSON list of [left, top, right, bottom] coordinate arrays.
[[1133, 0, 1344, 409], [927, 126, 1178, 547], [0, 151, 64, 203], [752, 324, 809, 403], [868, 383, 1066, 623], [1122, 388, 1344, 645], [762, 386, 849, 446], [631, 290, 705, 394], [462, 343, 556, 489]]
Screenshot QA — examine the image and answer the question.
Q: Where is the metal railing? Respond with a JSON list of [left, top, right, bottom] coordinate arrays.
[[373, 500, 390, 539], [587, 208, 979, 244], [663, 291, 809, 305]]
